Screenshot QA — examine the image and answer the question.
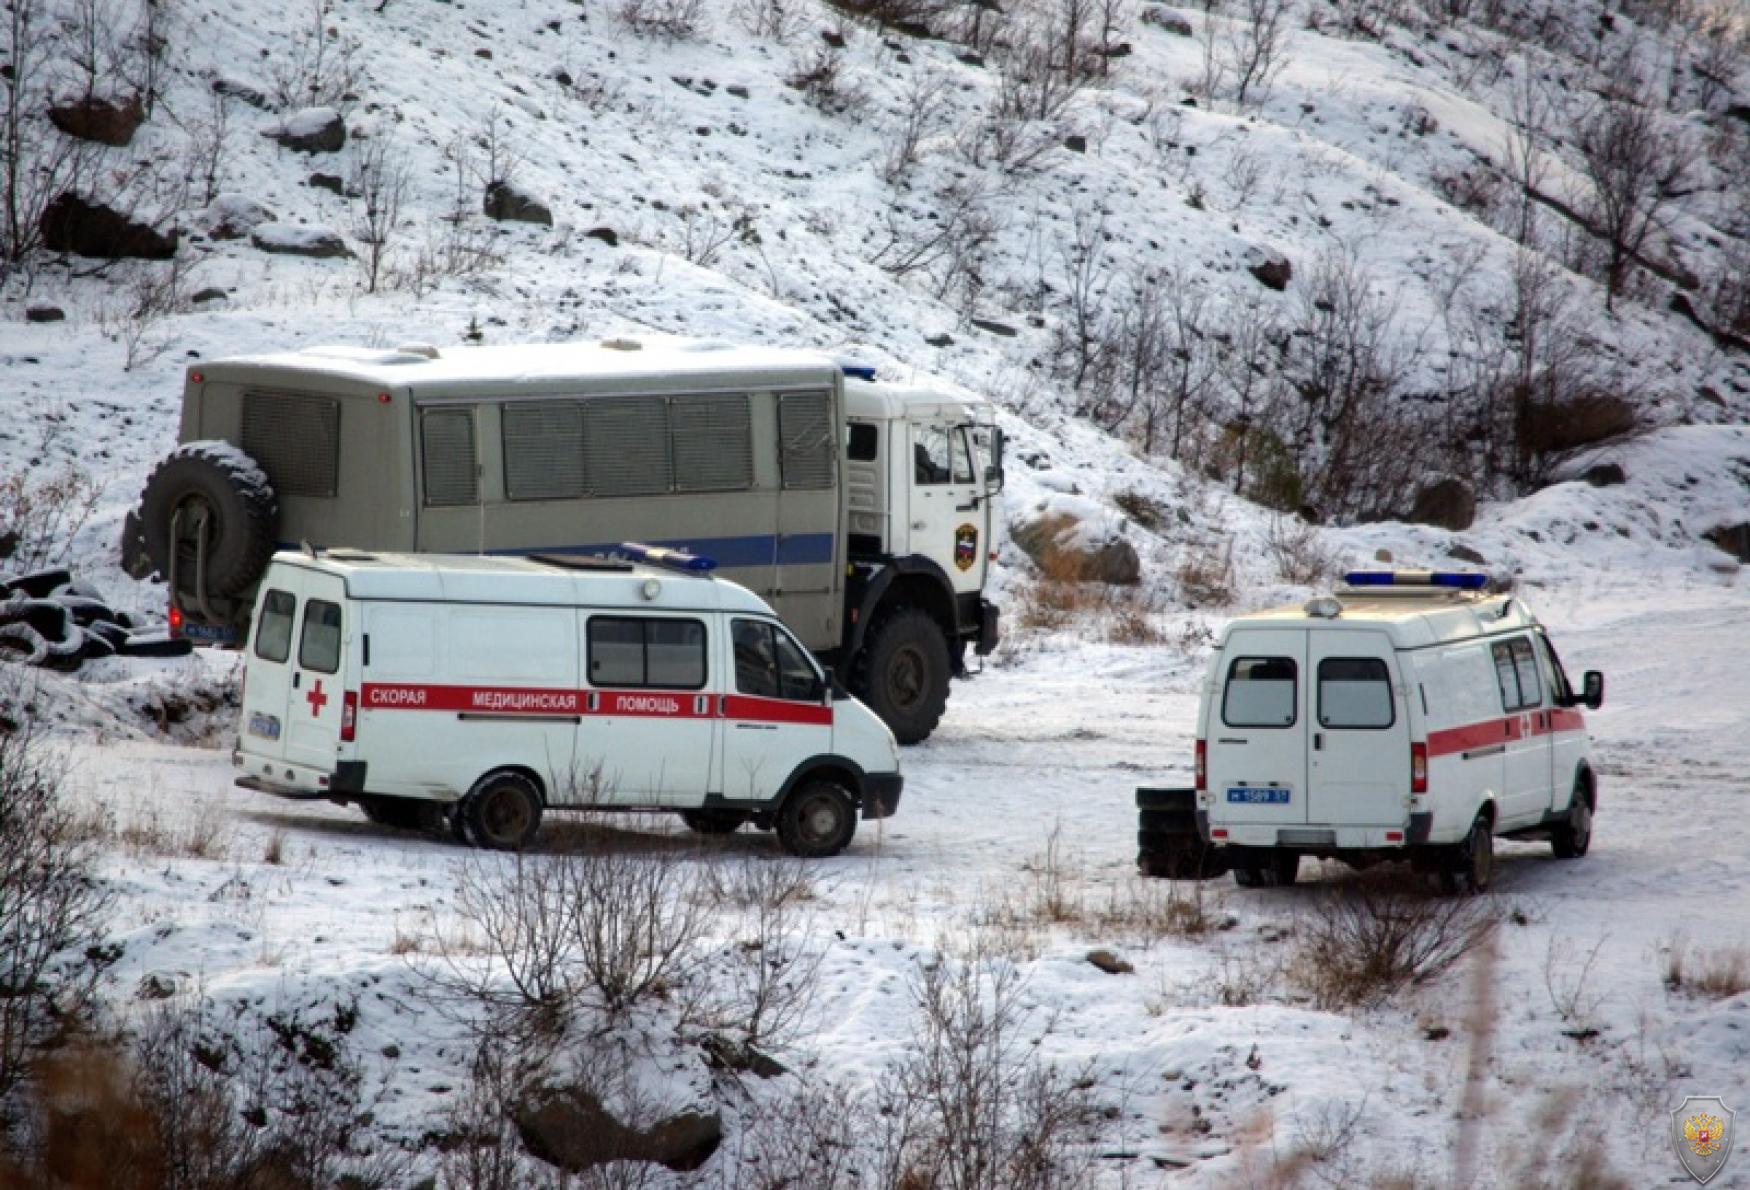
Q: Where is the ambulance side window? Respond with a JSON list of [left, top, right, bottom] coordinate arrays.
[[1223, 656, 1297, 728], [1491, 638, 1543, 711], [255, 589, 296, 663], [298, 600, 342, 674], [732, 619, 819, 701], [588, 617, 706, 690], [1317, 657, 1394, 728]]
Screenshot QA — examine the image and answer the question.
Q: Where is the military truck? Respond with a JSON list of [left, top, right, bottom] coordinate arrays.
[[124, 336, 1003, 742]]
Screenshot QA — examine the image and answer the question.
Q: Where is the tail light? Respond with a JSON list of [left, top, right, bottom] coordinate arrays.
[[1411, 742, 1428, 795], [167, 602, 184, 638], [341, 691, 358, 742], [1195, 739, 1207, 793]]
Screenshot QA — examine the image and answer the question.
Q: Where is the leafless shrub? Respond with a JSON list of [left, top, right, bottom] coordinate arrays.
[[1264, 515, 1337, 586], [182, 89, 234, 208], [1176, 537, 1235, 606], [733, 0, 809, 42], [350, 135, 408, 295], [681, 857, 825, 1057], [787, 45, 868, 115], [268, 0, 362, 113], [1290, 876, 1500, 1009], [617, 0, 705, 39], [426, 847, 709, 1036], [99, 254, 195, 371], [1543, 934, 1607, 1032], [873, 946, 1099, 1190], [866, 176, 1004, 310], [1663, 934, 1750, 999], [0, 717, 112, 1105], [262, 830, 286, 866], [116, 796, 230, 861], [669, 201, 758, 269], [435, 1035, 536, 1190], [1221, 0, 1294, 108], [0, 463, 102, 573], [879, 67, 953, 184], [1093, 876, 1229, 944], [705, 1072, 863, 1190], [1205, 940, 1288, 1007]]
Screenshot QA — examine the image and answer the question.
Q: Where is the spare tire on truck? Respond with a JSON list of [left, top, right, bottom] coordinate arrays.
[[135, 442, 278, 598]]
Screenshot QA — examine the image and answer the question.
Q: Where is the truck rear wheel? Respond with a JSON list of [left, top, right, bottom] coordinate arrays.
[[136, 442, 278, 597], [776, 779, 856, 858], [463, 772, 544, 851], [853, 607, 950, 745]]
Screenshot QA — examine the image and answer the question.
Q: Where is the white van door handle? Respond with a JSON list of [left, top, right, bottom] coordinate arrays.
[[1313, 732, 1323, 751], [911, 520, 927, 530]]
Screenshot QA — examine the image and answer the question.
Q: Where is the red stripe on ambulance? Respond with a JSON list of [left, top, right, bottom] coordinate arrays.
[[361, 683, 829, 726], [1426, 709, 1586, 758]]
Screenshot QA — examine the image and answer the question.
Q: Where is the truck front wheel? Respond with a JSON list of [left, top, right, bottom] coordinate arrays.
[[853, 607, 950, 745]]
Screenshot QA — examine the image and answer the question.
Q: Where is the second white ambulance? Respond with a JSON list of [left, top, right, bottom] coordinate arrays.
[[232, 546, 902, 856], [1194, 570, 1603, 892]]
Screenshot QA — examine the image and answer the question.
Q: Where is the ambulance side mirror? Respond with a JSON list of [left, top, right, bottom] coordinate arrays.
[[983, 427, 1005, 494], [1581, 670, 1604, 710]]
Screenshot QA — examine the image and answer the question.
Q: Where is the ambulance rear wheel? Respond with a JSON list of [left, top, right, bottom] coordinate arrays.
[[680, 808, 750, 835], [1551, 783, 1592, 859], [464, 772, 543, 851], [776, 779, 856, 859], [854, 607, 950, 746], [1438, 814, 1494, 895]]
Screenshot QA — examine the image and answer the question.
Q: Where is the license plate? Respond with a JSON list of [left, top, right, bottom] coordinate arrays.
[[180, 620, 240, 644], [248, 712, 281, 741], [1227, 786, 1290, 805]]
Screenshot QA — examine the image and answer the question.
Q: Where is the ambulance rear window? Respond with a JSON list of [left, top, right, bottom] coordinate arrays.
[[299, 600, 342, 674], [1223, 656, 1297, 728], [255, 589, 295, 663], [1317, 657, 1394, 728]]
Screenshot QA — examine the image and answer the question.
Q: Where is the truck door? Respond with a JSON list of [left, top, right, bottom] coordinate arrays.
[[1207, 629, 1308, 826], [906, 422, 985, 596], [1307, 632, 1410, 827], [581, 614, 716, 805], [239, 583, 300, 765], [1492, 636, 1553, 826], [284, 572, 349, 773], [719, 617, 833, 803], [773, 391, 841, 647]]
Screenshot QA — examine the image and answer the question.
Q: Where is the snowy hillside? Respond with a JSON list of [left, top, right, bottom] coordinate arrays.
[[1, 0, 1748, 1185]]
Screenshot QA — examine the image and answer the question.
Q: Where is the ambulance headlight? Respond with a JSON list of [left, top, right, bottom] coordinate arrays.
[[641, 578, 661, 601]]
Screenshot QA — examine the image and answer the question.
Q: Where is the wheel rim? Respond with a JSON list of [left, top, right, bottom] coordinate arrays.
[[481, 787, 531, 844], [886, 646, 926, 710], [798, 793, 844, 847]]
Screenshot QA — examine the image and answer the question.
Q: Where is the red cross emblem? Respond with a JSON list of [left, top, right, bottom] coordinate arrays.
[[306, 679, 329, 716]]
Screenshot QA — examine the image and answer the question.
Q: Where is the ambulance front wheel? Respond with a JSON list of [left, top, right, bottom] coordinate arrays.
[[1550, 780, 1593, 860], [776, 779, 856, 859], [462, 771, 544, 851]]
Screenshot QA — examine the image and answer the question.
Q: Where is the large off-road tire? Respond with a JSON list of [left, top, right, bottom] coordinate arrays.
[[1550, 781, 1593, 860], [1438, 813, 1495, 895], [680, 808, 750, 835], [776, 779, 857, 859], [137, 442, 278, 597], [462, 771, 544, 851], [852, 606, 951, 745]]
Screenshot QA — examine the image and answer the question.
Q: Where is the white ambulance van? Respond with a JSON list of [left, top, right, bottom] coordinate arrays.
[[232, 545, 902, 857], [1194, 571, 1603, 892]]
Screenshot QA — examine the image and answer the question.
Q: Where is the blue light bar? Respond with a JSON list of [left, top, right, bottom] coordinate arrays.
[[1343, 570, 1488, 590], [839, 361, 878, 381], [616, 542, 718, 573]]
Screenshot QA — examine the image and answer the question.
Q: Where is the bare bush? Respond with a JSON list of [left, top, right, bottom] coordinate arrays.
[[1263, 516, 1337, 586], [787, 45, 867, 115], [1176, 537, 1235, 606], [874, 946, 1099, 1190], [1663, 935, 1750, 999], [867, 177, 1003, 310], [0, 717, 112, 1105], [705, 1072, 863, 1190], [0, 463, 102, 573], [350, 135, 408, 295], [1577, 71, 1695, 310], [1543, 934, 1607, 1032], [268, 0, 362, 112], [1227, 0, 1294, 108], [733, 0, 809, 42], [1, 0, 100, 282], [618, 0, 705, 39], [1290, 876, 1499, 1009], [879, 67, 953, 184], [98, 256, 195, 371], [426, 847, 709, 1035]]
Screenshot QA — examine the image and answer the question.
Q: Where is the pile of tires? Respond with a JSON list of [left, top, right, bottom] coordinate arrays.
[[0, 568, 191, 674], [1136, 787, 1230, 880]]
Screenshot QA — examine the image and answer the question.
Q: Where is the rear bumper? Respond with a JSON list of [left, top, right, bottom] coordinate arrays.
[[862, 771, 903, 820], [1204, 822, 1416, 850], [233, 752, 367, 799]]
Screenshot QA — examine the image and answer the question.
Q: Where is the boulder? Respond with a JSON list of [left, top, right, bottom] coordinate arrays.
[[514, 1084, 721, 1174], [48, 93, 145, 146], [1518, 394, 1636, 456], [1705, 523, 1750, 563], [1581, 462, 1625, 487], [1245, 244, 1293, 291], [585, 226, 619, 247], [25, 306, 65, 323], [483, 181, 554, 226], [1063, 134, 1087, 153], [1012, 510, 1141, 586], [1407, 478, 1475, 531], [267, 106, 346, 153], [204, 193, 275, 240], [1142, 8, 1194, 35], [1086, 949, 1135, 975], [211, 79, 271, 109], [250, 221, 352, 258], [40, 192, 178, 260], [1447, 543, 1487, 565]]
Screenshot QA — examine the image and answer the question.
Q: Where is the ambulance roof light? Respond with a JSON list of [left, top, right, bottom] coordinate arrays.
[[614, 542, 718, 573], [1343, 570, 1488, 590], [839, 361, 878, 381]]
